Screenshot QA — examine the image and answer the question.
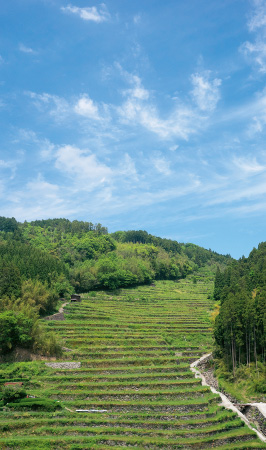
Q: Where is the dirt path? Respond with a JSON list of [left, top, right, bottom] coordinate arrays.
[[44, 302, 69, 321], [190, 353, 266, 443], [58, 302, 69, 313]]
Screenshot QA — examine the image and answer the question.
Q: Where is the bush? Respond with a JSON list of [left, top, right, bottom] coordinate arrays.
[[1, 385, 27, 405], [7, 398, 62, 411]]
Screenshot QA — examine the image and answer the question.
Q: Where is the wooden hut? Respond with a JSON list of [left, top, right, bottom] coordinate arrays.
[[71, 294, 81, 302]]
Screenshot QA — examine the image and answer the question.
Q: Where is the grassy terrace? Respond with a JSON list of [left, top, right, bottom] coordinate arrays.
[[0, 274, 265, 449]]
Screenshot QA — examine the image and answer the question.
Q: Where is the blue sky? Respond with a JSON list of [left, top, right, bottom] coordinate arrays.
[[1, 0, 266, 258]]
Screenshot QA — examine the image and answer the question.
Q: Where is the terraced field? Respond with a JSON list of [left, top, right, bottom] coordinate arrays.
[[0, 275, 265, 449]]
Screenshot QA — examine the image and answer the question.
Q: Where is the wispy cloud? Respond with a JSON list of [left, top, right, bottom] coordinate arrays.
[[133, 14, 141, 25], [61, 4, 110, 23], [0, 154, 23, 180], [190, 71, 221, 111], [26, 91, 71, 121], [232, 156, 265, 174], [19, 43, 37, 54], [152, 156, 172, 176], [26, 63, 222, 143], [241, 0, 266, 73], [117, 67, 220, 140], [17, 129, 55, 160], [55, 145, 112, 190], [248, 0, 266, 31], [26, 91, 109, 125], [117, 153, 138, 181], [3, 174, 75, 222]]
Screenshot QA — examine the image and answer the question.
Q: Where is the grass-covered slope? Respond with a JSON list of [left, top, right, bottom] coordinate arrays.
[[0, 273, 263, 449]]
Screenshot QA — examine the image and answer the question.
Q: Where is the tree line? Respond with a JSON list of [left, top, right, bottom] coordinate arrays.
[[214, 243, 266, 375]]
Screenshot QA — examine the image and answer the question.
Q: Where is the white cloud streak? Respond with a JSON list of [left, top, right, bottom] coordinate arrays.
[[241, 0, 266, 72], [232, 156, 265, 174], [61, 4, 110, 23]]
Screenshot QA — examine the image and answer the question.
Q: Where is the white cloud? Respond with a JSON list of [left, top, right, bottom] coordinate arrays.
[[61, 4, 110, 23], [242, 40, 266, 73], [26, 91, 69, 120], [169, 145, 179, 151], [118, 153, 138, 181], [232, 156, 265, 174], [3, 175, 75, 221], [116, 66, 219, 140], [18, 129, 56, 160], [27, 66, 220, 145], [74, 95, 100, 119], [190, 71, 221, 111], [0, 156, 21, 179], [55, 145, 112, 189], [26, 176, 60, 201], [152, 156, 172, 176], [241, 0, 266, 72], [119, 68, 149, 100], [27, 91, 110, 126], [133, 14, 141, 25], [248, 0, 266, 31], [19, 43, 37, 54], [118, 95, 197, 140]]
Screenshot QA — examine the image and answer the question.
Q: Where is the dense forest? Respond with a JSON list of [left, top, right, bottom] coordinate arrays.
[[214, 244, 266, 379]]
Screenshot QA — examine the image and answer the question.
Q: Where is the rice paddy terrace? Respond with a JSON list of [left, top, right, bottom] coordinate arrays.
[[0, 274, 265, 449]]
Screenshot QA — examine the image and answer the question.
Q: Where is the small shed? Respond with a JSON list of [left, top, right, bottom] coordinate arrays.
[[71, 294, 81, 302], [4, 382, 23, 387]]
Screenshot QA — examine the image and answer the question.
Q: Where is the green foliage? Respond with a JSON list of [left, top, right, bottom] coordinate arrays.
[[6, 398, 62, 411], [1, 385, 27, 405], [0, 216, 19, 233], [21, 279, 58, 315], [0, 305, 62, 357], [28, 218, 108, 235], [0, 239, 67, 290], [22, 223, 114, 265], [0, 361, 47, 380], [0, 259, 22, 298], [0, 311, 34, 353], [214, 360, 266, 401], [214, 243, 266, 374]]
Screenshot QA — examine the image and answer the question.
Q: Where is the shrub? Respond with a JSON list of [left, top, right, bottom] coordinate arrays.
[[1, 385, 27, 405], [7, 398, 62, 411]]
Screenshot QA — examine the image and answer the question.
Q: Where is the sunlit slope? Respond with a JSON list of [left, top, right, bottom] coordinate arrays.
[[0, 275, 264, 449]]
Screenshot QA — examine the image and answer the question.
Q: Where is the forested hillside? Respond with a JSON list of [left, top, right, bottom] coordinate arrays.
[[0, 215, 231, 357], [214, 243, 266, 383], [1, 216, 231, 297]]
